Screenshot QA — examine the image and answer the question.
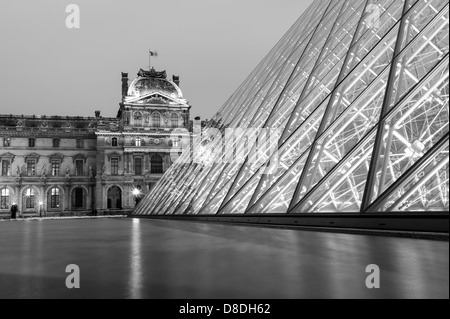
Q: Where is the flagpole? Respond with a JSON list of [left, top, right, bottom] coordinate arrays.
[[149, 49, 151, 71]]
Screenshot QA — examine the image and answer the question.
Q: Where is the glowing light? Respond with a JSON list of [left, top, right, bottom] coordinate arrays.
[[132, 188, 141, 197]]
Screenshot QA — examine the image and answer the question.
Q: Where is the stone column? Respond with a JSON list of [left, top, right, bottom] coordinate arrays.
[[129, 154, 134, 174], [95, 178, 103, 211], [18, 188, 23, 218], [124, 183, 130, 208], [124, 153, 128, 173], [64, 185, 71, 213], [144, 153, 149, 173], [15, 185, 21, 217], [102, 184, 108, 210], [88, 184, 93, 210]]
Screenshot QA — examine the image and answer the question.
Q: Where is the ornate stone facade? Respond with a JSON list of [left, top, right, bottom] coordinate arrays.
[[0, 67, 191, 217]]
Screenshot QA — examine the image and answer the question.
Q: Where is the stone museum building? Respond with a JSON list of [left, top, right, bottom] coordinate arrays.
[[0, 67, 191, 217]]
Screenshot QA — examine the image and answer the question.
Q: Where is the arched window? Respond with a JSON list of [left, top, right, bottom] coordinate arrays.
[[151, 154, 163, 174], [135, 137, 141, 147], [25, 188, 35, 209], [50, 188, 60, 209], [171, 113, 179, 128], [152, 113, 161, 128], [112, 137, 118, 147], [134, 112, 143, 127], [0, 188, 10, 209], [107, 186, 122, 210]]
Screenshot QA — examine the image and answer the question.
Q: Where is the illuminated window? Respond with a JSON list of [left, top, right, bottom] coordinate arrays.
[[3, 138, 11, 147], [135, 137, 141, 147], [25, 188, 35, 209], [50, 188, 60, 209], [0, 188, 10, 209], [27, 160, 36, 176], [1, 160, 10, 176], [51, 160, 60, 176]]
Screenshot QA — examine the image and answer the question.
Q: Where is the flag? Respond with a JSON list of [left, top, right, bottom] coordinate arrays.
[[149, 50, 158, 57]]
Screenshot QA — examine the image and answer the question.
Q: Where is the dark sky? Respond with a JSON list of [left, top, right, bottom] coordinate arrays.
[[0, 0, 313, 120]]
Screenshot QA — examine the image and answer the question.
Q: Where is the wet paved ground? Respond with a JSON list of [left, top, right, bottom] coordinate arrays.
[[0, 218, 448, 299]]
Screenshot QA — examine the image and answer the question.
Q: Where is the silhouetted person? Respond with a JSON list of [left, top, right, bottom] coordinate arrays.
[[10, 204, 18, 219]]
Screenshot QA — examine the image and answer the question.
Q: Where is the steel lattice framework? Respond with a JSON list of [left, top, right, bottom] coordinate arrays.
[[134, 0, 449, 216]]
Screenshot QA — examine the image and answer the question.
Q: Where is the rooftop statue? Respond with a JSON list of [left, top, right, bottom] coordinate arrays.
[[137, 68, 167, 79]]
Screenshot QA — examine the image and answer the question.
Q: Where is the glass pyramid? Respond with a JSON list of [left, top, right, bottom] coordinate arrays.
[[134, 0, 449, 216]]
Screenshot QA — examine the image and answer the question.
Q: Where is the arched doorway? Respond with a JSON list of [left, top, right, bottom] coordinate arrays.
[[73, 187, 84, 209], [107, 186, 122, 209]]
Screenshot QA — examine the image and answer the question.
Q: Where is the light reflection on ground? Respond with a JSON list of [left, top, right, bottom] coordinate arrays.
[[0, 218, 448, 299]]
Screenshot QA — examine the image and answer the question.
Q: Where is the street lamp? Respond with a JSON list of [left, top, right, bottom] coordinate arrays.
[[38, 201, 44, 218], [132, 188, 142, 207], [132, 188, 141, 197]]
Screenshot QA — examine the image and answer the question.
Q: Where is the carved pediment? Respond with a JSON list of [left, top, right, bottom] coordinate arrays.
[[49, 153, 64, 163], [0, 152, 15, 162], [107, 152, 122, 161], [125, 92, 187, 106], [133, 93, 174, 105], [141, 94, 171, 104], [73, 153, 87, 163], [25, 153, 40, 163]]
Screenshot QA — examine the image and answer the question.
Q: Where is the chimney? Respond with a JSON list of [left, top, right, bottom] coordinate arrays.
[[173, 75, 180, 86], [121, 72, 129, 97]]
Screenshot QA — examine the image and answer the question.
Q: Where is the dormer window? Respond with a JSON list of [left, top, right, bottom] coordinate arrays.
[[112, 137, 118, 147], [135, 137, 142, 147], [3, 138, 11, 147]]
